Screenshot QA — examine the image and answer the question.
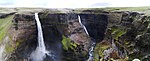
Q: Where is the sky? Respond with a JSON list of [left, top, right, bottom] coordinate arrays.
[[0, 0, 150, 8]]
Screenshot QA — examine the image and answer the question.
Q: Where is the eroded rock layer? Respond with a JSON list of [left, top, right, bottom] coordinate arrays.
[[0, 9, 150, 61]]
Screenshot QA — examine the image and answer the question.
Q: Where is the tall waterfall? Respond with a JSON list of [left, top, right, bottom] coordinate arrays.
[[30, 13, 54, 61], [35, 13, 47, 53], [78, 15, 96, 61]]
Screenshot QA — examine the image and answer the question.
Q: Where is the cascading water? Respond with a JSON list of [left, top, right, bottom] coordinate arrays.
[[78, 15, 96, 61], [87, 42, 96, 61], [35, 13, 47, 53], [78, 15, 89, 36], [30, 13, 55, 61]]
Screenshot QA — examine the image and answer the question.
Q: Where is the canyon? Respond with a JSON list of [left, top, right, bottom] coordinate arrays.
[[0, 8, 150, 61]]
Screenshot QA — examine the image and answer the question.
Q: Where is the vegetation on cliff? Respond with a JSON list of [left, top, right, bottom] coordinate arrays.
[[0, 15, 13, 42], [1, 7, 150, 61]]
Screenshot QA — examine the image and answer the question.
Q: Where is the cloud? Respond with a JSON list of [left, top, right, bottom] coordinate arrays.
[[90, 3, 111, 7], [0, 0, 14, 6], [105, 0, 150, 7], [45, 0, 107, 8], [0, 2, 13, 6], [0, 0, 150, 8]]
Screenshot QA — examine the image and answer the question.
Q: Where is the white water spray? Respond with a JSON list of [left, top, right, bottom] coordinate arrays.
[[78, 15, 96, 61], [30, 13, 54, 61]]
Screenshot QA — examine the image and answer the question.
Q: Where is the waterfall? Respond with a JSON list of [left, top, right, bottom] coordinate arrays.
[[78, 15, 89, 36], [78, 15, 96, 61], [30, 13, 55, 61], [35, 13, 47, 53]]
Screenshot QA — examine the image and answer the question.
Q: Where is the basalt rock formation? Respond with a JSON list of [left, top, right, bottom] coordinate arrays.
[[0, 9, 150, 61]]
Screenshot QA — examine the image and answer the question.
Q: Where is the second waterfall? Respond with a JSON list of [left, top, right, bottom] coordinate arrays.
[[78, 15, 96, 61]]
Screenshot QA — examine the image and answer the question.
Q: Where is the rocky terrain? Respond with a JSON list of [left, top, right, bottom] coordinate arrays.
[[0, 7, 150, 61]]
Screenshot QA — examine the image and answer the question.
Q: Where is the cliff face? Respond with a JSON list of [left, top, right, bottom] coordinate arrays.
[[0, 9, 150, 61], [95, 11, 150, 61], [8, 14, 37, 60]]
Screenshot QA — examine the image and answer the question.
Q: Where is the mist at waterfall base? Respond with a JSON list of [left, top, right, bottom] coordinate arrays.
[[30, 13, 55, 61]]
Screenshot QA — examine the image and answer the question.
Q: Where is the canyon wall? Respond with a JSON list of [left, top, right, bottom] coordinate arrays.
[[0, 9, 150, 61]]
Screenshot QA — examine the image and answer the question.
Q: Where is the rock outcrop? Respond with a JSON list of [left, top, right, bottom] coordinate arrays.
[[94, 11, 150, 61], [0, 9, 150, 61]]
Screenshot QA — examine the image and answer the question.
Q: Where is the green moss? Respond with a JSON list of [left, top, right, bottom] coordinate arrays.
[[110, 27, 126, 40], [16, 41, 20, 47], [5, 44, 15, 53], [61, 36, 77, 50], [0, 15, 13, 43], [94, 42, 111, 60]]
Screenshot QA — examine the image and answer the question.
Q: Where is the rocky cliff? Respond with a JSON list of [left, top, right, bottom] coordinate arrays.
[[0, 8, 150, 61]]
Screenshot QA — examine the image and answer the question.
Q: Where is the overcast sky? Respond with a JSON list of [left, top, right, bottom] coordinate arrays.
[[0, 0, 150, 8]]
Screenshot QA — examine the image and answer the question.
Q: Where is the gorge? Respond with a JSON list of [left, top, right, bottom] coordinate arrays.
[[0, 8, 150, 61]]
